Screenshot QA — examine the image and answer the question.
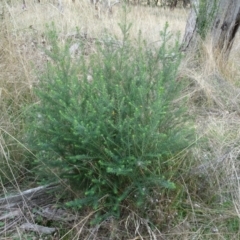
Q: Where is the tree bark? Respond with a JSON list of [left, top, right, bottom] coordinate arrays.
[[211, 0, 240, 58], [181, 0, 240, 59], [180, 0, 199, 51]]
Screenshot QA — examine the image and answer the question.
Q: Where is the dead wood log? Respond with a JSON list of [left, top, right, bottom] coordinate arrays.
[[0, 183, 59, 209], [0, 183, 75, 236], [0, 209, 21, 221], [35, 206, 76, 222], [19, 223, 56, 235]]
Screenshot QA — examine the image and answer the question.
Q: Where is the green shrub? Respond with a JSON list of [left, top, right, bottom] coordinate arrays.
[[28, 22, 193, 222], [196, 0, 218, 40]]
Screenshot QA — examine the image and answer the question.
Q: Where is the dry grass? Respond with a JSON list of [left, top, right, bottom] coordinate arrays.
[[1, 0, 240, 239], [177, 32, 240, 239], [3, 0, 188, 40]]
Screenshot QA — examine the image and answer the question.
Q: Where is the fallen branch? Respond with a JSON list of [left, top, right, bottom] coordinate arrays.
[[19, 223, 56, 235], [0, 183, 63, 236], [0, 183, 59, 209]]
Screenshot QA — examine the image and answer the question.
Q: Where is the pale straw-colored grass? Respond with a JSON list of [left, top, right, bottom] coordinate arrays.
[[4, 0, 188, 40]]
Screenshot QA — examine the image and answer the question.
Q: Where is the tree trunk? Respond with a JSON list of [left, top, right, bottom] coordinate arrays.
[[180, 0, 199, 51], [181, 0, 240, 59], [211, 0, 240, 57]]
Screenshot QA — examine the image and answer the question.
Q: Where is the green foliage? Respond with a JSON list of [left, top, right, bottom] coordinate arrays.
[[28, 22, 194, 222], [196, 0, 218, 39], [226, 217, 240, 233]]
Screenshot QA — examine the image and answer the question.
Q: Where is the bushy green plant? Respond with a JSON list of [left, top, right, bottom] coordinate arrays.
[[28, 22, 193, 222], [196, 0, 218, 40]]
